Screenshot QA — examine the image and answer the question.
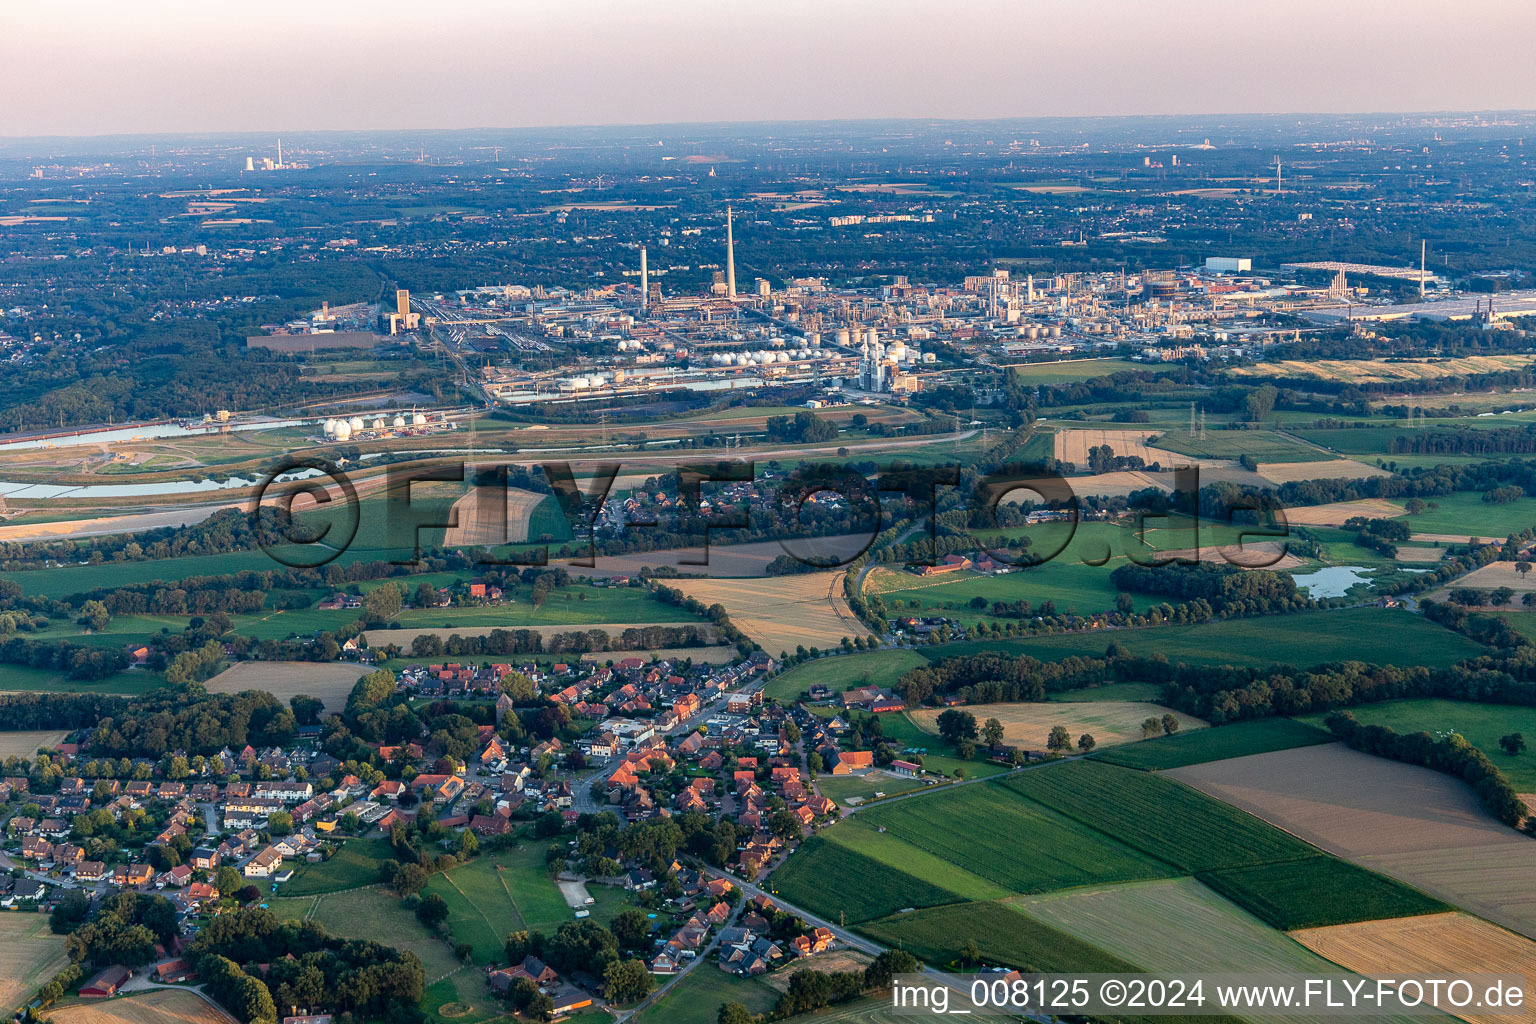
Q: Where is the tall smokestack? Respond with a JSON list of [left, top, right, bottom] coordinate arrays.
[[726, 206, 736, 299], [1420, 239, 1426, 298], [277, 138, 282, 167], [640, 246, 649, 311]]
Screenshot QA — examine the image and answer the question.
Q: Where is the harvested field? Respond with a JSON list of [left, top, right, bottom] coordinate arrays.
[[442, 486, 549, 546], [1280, 499, 1405, 527], [908, 701, 1205, 750], [203, 661, 366, 712], [1157, 540, 1304, 570], [0, 729, 69, 758], [1017, 876, 1344, 977], [45, 990, 237, 1024], [0, 912, 69, 1012], [362, 623, 718, 648], [1054, 428, 1167, 466], [1433, 561, 1536, 595], [1412, 533, 1501, 545], [1394, 546, 1446, 562], [1169, 744, 1536, 939], [1290, 913, 1536, 1024], [1014, 879, 1427, 1024], [1228, 355, 1536, 384], [1257, 460, 1393, 484], [1051, 469, 1171, 498], [667, 571, 872, 654]]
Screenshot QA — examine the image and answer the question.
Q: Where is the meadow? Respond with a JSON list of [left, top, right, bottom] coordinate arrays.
[[1095, 718, 1335, 771], [0, 664, 161, 695], [632, 965, 779, 1024], [875, 711, 1013, 779], [280, 836, 395, 895], [761, 648, 925, 703], [1386, 492, 1536, 538], [425, 844, 634, 965], [1296, 698, 1536, 790]]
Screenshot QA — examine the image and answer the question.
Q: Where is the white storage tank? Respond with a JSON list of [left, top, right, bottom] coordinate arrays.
[[332, 420, 352, 441], [412, 412, 427, 426], [347, 416, 365, 432], [393, 414, 407, 428], [322, 418, 337, 436]]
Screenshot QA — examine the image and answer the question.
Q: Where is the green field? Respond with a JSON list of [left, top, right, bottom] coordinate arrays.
[[1010, 359, 1175, 384], [270, 885, 462, 977], [425, 845, 633, 965], [632, 964, 779, 1024], [1386, 492, 1536, 538], [871, 520, 1274, 626], [1197, 858, 1450, 931], [874, 712, 1012, 779], [813, 774, 928, 805], [762, 649, 926, 703], [1095, 718, 1335, 771], [0, 664, 163, 695], [860, 899, 1136, 972], [858, 780, 1175, 894], [1151, 430, 1334, 463], [1297, 698, 1536, 790], [769, 833, 972, 923], [917, 607, 1484, 670], [998, 760, 1317, 872], [279, 837, 395, 896]]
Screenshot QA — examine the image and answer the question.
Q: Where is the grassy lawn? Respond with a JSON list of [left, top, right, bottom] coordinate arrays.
[[426, 845, 638, 965], [875, 712, 1012, 779], [0, 664, 163, 695], [916, 607, 1484, 670], [814, 773, 928, 806], [762, 649, 925, 703], [633, 966, 779, 1024], [1297, 698, 1536, 790], [278, 837, 394, 896]]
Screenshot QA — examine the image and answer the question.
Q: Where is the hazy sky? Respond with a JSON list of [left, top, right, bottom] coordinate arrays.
[[4, 0, 1533, 136]]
